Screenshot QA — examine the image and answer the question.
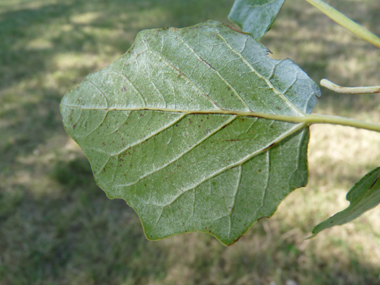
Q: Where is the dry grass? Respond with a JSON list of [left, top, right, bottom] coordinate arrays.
[[1, 0, 380, 284]]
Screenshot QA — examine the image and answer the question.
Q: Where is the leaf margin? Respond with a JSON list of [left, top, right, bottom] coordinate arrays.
[[60, 20, 321, 245]]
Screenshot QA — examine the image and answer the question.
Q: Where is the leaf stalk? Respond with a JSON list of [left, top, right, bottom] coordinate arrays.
[[305, 0, 380, 48], [304, 114, 380, 132], [320, 79, 380, 94]]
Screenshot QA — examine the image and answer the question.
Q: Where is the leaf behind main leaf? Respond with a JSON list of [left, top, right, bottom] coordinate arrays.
[[229, 0, 286, 40], [60, 20, 320, 245], [312, 167, 380, 236]]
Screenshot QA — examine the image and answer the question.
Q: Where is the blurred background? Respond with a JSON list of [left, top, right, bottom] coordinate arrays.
[[1, 0, 380, 284]]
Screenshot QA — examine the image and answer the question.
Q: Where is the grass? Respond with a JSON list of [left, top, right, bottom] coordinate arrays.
[[0, 0, 380, 284]]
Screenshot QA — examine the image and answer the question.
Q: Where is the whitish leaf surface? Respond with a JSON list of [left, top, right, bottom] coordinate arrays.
[[229, 0, 286, 40], [312, 167, 380, 236], [61, 20, 320, 245]]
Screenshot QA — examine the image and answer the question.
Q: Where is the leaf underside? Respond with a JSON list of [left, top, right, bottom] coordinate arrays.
[[229, 0, 286, 40], [61, 20, 320, 245], [312, 167, 380, 236]]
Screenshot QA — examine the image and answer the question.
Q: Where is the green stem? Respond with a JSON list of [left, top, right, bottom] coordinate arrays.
[[305, 0, 380, 48], [305, 114, 380, 132]]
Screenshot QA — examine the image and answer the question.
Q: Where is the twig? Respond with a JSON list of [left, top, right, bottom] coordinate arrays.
[[320, 79, 380, 94], [305, 0, 380, 48]]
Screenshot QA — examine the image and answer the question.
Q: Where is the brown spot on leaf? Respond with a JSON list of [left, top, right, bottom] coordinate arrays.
[[222, 23, 250, 35], [228, 236, 242, 246], [223, 138, 240, 142], [257, 216, 269, 222]]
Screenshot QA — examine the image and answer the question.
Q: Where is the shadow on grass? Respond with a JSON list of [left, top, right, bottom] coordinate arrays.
[[0, 157, 378, 284], [0, 0, 235, 159], [0, 157, 168, 284], [0, 0, 235, 90]]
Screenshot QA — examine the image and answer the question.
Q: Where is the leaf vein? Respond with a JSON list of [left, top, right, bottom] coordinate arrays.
[[106, 70, 147, 107], [115, 115, 238, 188], [173, 33, 252, 112], [114, 113, 186, 156], [144, 48, 221, 110], [215, 31, 304, 116], [87, 79, 109, 108], [163, 123, 305, 207], [228, 165, 242, 239]]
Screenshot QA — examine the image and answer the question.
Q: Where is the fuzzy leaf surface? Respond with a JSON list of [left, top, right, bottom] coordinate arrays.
[[60, 20, 320, 245], [229, 0, 286, 40], [312, 167, 380, 236]]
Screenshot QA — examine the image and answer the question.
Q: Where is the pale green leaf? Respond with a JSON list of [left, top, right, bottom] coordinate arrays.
[[312, 167, 380, 236], [60, 20, 320, 245], [229, 0, 286, 40]]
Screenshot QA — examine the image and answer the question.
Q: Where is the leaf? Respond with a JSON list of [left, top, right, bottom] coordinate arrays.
[[312, 167, 380, 236], [229, 0, 286, 40], [60, 20, 320, 245]]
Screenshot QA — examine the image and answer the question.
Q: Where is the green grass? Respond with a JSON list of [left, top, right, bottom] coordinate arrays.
[[1, 0, 380, 284]]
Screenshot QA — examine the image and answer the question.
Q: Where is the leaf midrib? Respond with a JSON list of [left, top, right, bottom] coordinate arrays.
[[61, 103, 309, 125]]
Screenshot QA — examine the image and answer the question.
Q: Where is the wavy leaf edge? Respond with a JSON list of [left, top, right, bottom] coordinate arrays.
[[61, 20, 321, 245]]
